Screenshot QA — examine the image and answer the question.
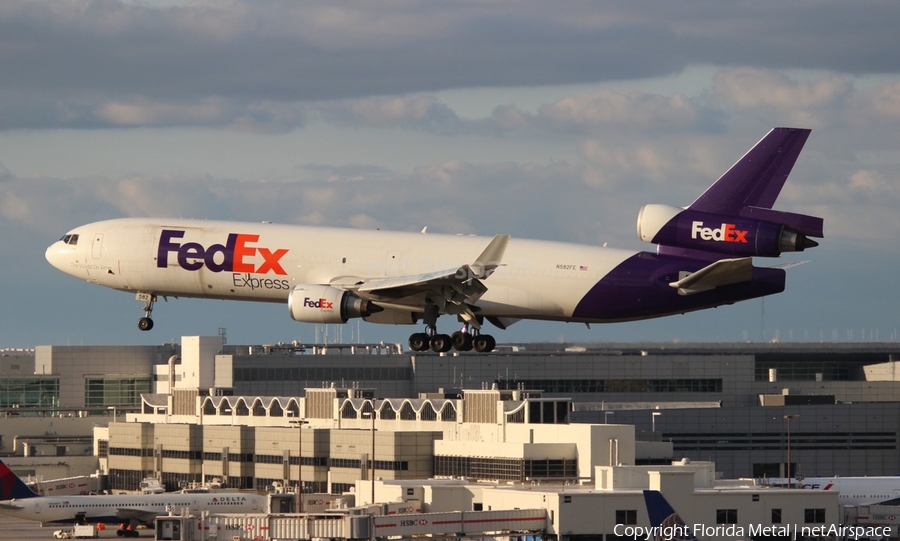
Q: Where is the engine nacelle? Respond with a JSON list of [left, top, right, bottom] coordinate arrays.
[[288, 284, 376, 324], [637, 204, 819, 258]]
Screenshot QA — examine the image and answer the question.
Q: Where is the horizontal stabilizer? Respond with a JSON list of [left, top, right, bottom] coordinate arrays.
[[669, 258, 753, 295], [770, 260, 811, 270]]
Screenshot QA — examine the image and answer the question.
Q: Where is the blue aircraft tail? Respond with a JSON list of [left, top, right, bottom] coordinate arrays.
[[0, 459, 40, 500], [643, 490, 697, 541]]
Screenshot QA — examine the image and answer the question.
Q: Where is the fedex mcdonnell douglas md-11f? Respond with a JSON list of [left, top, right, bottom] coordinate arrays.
[[46, 128, 823, 353]]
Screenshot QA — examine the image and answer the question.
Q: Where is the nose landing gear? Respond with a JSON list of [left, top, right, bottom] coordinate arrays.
[[136, 293, 156, 331]]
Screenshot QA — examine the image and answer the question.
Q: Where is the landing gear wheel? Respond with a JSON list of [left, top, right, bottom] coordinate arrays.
[[136, 293, 157, 332], [451, 331, 473, 351], [137, 317, 154, 331], [408, 332, 430, 352], [429, 334, 453, 353], [472, 334, 496, 353]]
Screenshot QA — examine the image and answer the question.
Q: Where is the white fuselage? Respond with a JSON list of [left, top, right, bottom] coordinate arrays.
[[0, 491, 266, 525], [770, 477, 900, 506], [45, 217, 637, 322]]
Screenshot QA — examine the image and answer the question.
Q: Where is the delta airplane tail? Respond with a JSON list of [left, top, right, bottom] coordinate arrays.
[[643, 490, 698, 541], [0, 459, 40, 501]]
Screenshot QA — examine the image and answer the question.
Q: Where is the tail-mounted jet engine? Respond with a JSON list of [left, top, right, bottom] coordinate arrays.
[[637, 204, 821, 258]]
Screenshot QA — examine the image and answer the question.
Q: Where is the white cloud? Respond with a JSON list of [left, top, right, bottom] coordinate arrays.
[[713, 69, 853, 127], [315, 96, 459, 133], [848, 169, 897, 201], [539, 91, 700, 133]]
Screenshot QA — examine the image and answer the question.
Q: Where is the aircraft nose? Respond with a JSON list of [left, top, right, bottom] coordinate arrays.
[[45, 242, 69, 272]]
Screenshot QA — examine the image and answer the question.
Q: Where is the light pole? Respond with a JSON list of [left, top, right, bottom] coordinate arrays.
[[362, 403, 376, 505], [603, 411, 614, 424], [784, 414, 799, 488], [651, 411, 661, 432], [290, 419, 309, 512]]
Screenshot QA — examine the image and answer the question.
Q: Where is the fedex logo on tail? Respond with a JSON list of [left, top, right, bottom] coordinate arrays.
[[691, 221, 748, 243], [157, 229, 289, 275]]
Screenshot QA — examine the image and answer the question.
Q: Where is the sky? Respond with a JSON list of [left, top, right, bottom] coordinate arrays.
[[1, 0, 899, 348]]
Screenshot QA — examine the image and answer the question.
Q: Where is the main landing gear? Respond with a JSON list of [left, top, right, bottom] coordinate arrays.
[[117, 522, 140, 537], [136, 293, 156, 331], [408, 325, 496, 353]]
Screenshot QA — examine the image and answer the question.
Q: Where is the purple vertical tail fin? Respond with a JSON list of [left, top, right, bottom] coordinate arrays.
[[637, 127, 823, 259], [690, 127, 811, 213]]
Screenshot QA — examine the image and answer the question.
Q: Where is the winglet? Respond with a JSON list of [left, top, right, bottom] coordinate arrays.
[[470, 234, 510, 278]]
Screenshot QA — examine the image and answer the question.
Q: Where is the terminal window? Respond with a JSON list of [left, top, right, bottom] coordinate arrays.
[[0, 377, 60, 407], [84, 377, 151, 407], [716, 509, 737, 524], [616, 510, 637, 525], [805, 509, 825, 523]]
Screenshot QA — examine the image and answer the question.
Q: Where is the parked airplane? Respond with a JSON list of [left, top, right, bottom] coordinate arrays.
[[0, 459, 266, 537], [643, 490, 698, 541], [45, 128, 822, 353], [765, 476, 900, 506]]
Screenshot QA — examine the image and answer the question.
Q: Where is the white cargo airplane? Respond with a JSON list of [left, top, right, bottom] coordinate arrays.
[[0, 460, 266, 537], [767, 476, 900, 506], [45, 128, 823, 353]]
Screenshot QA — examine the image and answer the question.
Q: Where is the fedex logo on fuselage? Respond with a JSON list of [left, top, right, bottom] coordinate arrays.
[[157, 229, 288, 275], [691, 221, 748, 243]]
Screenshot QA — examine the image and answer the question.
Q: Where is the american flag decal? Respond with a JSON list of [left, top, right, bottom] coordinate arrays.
[[579, 265, 588, 271]]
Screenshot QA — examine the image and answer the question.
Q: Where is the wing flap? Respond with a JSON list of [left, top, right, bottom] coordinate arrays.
[[358, 267, 462, 294], [669, 258, 753, 295], [358, 234, 510, 300], [354, 234, 510, 328]]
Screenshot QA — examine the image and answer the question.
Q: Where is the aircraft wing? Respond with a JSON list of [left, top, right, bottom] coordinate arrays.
[[115, 507, 159, 525], [353, 234, 510, 328], [668, 257, 753, 296]]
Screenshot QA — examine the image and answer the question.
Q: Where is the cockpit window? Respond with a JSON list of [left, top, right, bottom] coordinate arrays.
[[60, 234, 79, 245]]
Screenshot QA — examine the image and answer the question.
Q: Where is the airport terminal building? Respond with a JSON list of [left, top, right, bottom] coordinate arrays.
[[3, 336, 900, 483]]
